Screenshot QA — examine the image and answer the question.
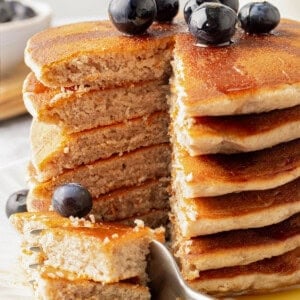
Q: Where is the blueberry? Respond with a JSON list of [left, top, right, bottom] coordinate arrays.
[[9, 1, 36, 21], [6, 189, 28, 218], [183, 0, 220, 24], [52, 183, 92, 218], [238, 1, 280, 34], [109, 0, 157, 35], [155, 0, 179, 22], [219, 0, 239, 12], [189, 3, 237, 45], [0, 1, 14, 23]]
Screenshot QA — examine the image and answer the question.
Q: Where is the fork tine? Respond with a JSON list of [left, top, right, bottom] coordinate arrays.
[[29, 263, 43, 270], [29, 246, 42, 253], [30, 229, 44, 235]]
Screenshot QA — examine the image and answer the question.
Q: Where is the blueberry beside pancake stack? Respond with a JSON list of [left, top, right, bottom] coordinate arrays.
[[170, 16, 300, 297]]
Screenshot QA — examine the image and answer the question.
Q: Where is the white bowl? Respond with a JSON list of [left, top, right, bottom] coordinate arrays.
[[0, 0, 52, 76]]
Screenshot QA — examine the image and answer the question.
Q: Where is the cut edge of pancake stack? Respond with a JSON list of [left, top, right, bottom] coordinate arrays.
[[170, 20, 300, 296], [23, 21, 181, 227]]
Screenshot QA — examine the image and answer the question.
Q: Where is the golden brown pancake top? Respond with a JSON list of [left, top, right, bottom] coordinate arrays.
[[25, 20, 184, 68], [181, 178, 300, 219], [184, 214, 300, 256], [191, 105, 300, 137], [193, 248, 300, 281], [177, 139, 300, 183], [174, 19, 300, 105]]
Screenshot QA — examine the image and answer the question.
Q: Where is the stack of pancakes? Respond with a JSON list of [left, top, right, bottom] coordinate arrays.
[[23, 21, 182, 227], [170, 20, 300, 296], [22, 17, 300, 297]]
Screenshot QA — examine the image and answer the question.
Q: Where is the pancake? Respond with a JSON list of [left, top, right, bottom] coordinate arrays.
[[30, 112, 170, 181], [28, 143, 171, 210], [24, 226, 163, 284], [25, 21, 183, 88], [23, 73, 169, 133], [173, 105, 300, 155], [27, 179, 170, 224], [32, 266, 150, 300], [174, 139, 300, 198], [91, 179, 170, 223], [172, 178, 300, 237], [173, 213, 300, 279], [188, 248, 300, 297], [173, 19, 300, 117]]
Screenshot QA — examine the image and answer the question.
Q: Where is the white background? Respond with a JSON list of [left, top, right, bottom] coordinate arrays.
[[32, 0, 299, 22]]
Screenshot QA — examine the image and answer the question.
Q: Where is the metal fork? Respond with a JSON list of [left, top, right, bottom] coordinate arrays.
[[147, 240, 213, 300]]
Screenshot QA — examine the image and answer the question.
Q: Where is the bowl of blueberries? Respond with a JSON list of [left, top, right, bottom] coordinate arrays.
[[0, 0, 52, 76]]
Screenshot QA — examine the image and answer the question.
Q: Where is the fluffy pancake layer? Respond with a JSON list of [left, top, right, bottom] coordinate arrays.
[[23, 73, 170, 133], [174, 105, 300, 155], [28, 143, 171, 211], [188, 248, 300, 297], [172, 178, 300, 237], [33, 267, 150, 300], [30, 112, 170, 181], [25, 21, 184, 88], [27, 178, 170, 224], [174, 139, 300, 198], [173, 214, 300, 279], [173, 19, 300, 117]]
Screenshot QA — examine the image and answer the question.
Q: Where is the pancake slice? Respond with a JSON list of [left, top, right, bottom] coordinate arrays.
[[174, 105, 300, 155], [172, 178, 300, 237], [31, 112, 170, 181], [188, 248, 300, 297], [25, 21, 183, 88], [33, 267, 150, 300], [28, 226, 162, 284], [10, 212, 164, 284], [173, 19, 300, 117], [174, 139, 300, 198], [28, 143, 171, 211], [173, 214, 300, 279], [23, 73, 170, 133]]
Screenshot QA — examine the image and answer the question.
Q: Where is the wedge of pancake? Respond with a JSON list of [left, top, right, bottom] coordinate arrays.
[[25, 21, 184, 88], [174, 139, 300, 198], [23, 73, 170, 133], [28, 143, 171, 210], [173, 213, 300, 279], [20, 252, 150, 300], [172, 178, 300, 237], [188, 248, 300, 297], [33, 267, 151, 300], [30, 112, 170, 181], [173, 19, 300, 117], [173, 105, 300, 155]]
